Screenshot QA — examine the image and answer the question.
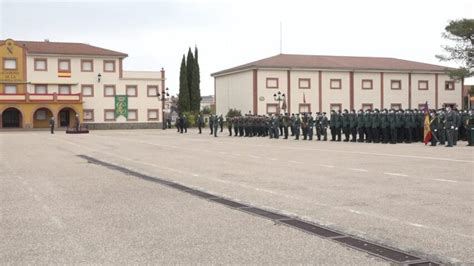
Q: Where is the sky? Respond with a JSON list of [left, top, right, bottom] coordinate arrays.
[[1, 0, 473, 97]]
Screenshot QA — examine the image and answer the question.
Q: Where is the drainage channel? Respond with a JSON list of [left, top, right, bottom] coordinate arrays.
[[78, 155, 440, 265]]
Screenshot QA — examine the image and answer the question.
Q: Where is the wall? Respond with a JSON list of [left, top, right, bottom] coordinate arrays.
[[0, 39, 26, 94], [215, 70, 253, 116]]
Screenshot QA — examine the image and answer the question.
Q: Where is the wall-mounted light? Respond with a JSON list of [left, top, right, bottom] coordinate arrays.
[[97, 73, 102, 83]]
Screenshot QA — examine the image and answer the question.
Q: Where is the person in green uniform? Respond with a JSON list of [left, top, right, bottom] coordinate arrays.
[[445, 106, 455, 147], [282, 113, 290, 139], [357, 109, 365, 142], [349, 109, 358, 142], [404, 110, 415, 143], [335, 110, 342, 141], [294, 114, 301, 140], [429, 110, 439, 146], [197, 113, 204, 134], [330, 110, 337, 141], [437, 110, 446, 145], [467, 109, 474, 146], [227, 116, 233, 136], [320, 112, 329, 141], [212, 114, 219, 137], [388, 109, 397, 144], [380, 109, 389, 144], [364, 109, 373, 143], [307, 112, 314, 140], [342, 109, 350, 142], [371, 109, 381, 143]]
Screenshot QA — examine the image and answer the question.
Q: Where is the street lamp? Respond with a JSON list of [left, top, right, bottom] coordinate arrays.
[[157, 87, 170, 130], [273, 91, 285, 114]]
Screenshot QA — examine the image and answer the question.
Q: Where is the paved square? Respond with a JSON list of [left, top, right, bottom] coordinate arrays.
[[1, 129, 473, 264]]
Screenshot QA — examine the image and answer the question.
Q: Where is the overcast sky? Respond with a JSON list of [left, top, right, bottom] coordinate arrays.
[[1, 0, 473, 96]]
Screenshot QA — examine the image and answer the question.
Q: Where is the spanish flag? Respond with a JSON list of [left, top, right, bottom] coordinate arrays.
[[423, 101, 432, 145]]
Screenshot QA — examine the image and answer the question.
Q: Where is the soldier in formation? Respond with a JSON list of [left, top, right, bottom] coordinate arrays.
[[203, 107, 473, 147]]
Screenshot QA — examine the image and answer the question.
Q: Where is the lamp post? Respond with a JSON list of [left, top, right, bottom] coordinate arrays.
[[273, 91, 285, 114], [157, 87, 170, 130]]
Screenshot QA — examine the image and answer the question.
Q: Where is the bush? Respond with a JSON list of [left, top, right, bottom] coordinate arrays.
[[226, 108, 242, 118], [202, 106, 212, 114], [181, 111, 199, 127]]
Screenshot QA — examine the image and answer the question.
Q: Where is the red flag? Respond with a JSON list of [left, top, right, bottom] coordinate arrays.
[[303, 93, 306, 104], [423, 101, 432, 145]]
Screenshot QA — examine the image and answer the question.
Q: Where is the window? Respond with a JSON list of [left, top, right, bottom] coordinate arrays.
[[3, 58, 17, 70], [148, 109, 159, 121], [34, 85, 48, 94], [147, 85, 158, 97], [418, 80, 429, 90], [104, 60, 115, 72], [83, 109, 94, 121], [266, 78, 278, 89], [390, 103, 402, 110], [298, 78, 310, 89], [58, 85, 71, 94], [299, 104, 311, 113], [362, 103, 373, 111], [34, 59, 47, 71], [362, 79, 373, 90], [330, 104, 342, 111], [81, 85, 94, 97], [81, 60, 93, 72], [127, 109, 138, 121], [445, 81, 455, 90], [391, 80, 401, 90], [4, 85, 17, 94], [58, 59, 71, 72], [330, 79, 342, 89], [104, 110, 115, 121], [126, 85, 137, 97], [36, 110, 47, 120], [266, 103, 278, 114], [104, 85, 116, 97]]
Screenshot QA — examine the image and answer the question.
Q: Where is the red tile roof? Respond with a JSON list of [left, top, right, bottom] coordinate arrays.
[[1, 40, 127, 57], [211, 54, 452, 76]]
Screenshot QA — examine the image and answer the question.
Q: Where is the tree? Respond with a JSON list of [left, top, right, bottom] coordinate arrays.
[[436, 19, 474, 80], [186, 48, 194, 109], [178, 55, 190, 112], [192, 46, 201, 112]]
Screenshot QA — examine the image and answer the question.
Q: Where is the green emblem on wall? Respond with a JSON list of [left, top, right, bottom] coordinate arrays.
[[115, 95, 128, 118]]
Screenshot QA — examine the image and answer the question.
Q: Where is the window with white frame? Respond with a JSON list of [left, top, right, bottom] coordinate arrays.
[[59, 85, 71, 94], [104, 85, 115, 96], [104, 110, 115, 121], [147, 86, 158, 97], [126, 85, 137, 97], [4, 85, 17, 94], [3, 58, 17, 70], [81, 60, 93, 72], [128, 110, 138, 121], [266, 104, 278, 114], [330, 79, 342, 89], [148, 109, 159, 121], [391, 80, 401, 90], [330, 104, 342, 111], [362, 104, 373, 111], [83, 109, 94, 121], [445, 81, 455, 90], [104, 60, 115, 72], [418, 80, 428, 90], [34, 59, 47, 71], [34, 85, 48, 94], [391, 103, 402, 110], [58, 59, 70, 72], [81, 85, 93, 97]]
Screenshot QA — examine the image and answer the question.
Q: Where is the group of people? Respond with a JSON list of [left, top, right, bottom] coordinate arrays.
[[188, 107, 474, 147]]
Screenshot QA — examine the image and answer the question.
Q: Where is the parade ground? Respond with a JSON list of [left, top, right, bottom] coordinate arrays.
[[1, 129, 473, 264]]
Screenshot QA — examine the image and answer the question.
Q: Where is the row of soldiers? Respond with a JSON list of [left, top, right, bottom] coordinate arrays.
[[217, 107, 474, 146]]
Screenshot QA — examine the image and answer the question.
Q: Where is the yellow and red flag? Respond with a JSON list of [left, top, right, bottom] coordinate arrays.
[[423, 101, 432, 145]]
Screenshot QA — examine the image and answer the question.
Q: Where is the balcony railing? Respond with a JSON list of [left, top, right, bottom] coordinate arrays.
[[0, 92, 83, 103]]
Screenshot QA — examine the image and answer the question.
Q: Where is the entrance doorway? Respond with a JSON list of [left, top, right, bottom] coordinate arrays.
[[2, 108, 22, 128], [33, 108, 53, 128], [58, 108, 76, 127]]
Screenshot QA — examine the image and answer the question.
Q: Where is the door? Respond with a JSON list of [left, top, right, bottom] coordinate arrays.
[[2, 108, 21, 128], [59, 110, 70, 127]]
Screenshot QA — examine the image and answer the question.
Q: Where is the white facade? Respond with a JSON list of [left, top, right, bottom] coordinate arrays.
[[214, 68, 463, 116], [26, 53, 165, 126]]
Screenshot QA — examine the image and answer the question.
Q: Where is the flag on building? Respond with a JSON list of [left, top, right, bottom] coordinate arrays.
[[303, 93, 306, 104], [423, 101, 432, 145]]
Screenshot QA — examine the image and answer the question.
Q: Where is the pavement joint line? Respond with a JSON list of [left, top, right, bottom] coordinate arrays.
[[77, 154, 442, 265], [433, 178, 458, 183], [319, 164, 335, 168], [288, 160, 303, 164], [349, 168, 369, 172], [384, 172, 409, 177]]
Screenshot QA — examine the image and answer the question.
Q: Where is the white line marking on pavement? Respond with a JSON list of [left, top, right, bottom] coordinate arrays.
[[192, 174, 199, 177], [433, 178, 458, 183], [408, 222, 427, 228], [289, 160, 303, 164], [384, 172, 408, 177], [349, 209, 362, 214], [349, 168, 369, 172], [319, 164, 335, 168]]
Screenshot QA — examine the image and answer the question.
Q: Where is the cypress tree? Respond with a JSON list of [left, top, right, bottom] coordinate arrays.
[[192, 46, 201, 112], [186, 48, 194, 110], [178, 55, 190, 112]]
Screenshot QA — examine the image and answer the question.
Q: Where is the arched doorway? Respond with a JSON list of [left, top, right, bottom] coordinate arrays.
[[58, 107, 77, 127], [2, 108, 22, 128], [33, 108, 53, 128]]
